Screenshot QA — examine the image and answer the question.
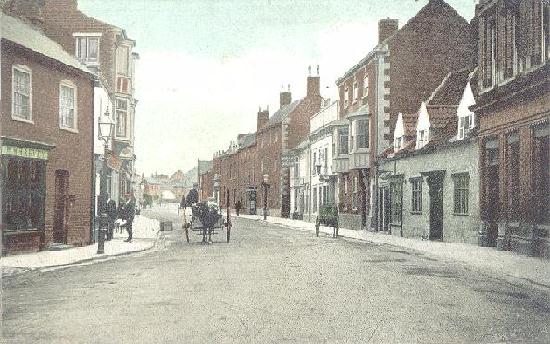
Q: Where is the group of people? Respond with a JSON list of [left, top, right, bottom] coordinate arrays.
[[99, 193, 136, 242]]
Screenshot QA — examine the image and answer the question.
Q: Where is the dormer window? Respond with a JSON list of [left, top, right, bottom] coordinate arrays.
[[457, 81, 476, 140], [394, 136, 403, 152], [415, 102, 430, 149]]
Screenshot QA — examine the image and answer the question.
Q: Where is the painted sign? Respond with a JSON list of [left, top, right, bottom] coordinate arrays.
[[1, 146, 49, 160]]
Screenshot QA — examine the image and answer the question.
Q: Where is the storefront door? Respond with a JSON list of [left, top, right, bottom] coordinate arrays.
[[53, 170, 70, 243]]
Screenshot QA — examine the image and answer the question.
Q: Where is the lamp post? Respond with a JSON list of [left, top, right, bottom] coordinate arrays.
[[97, 110, 114, 254], [262, 174, 270, 221]]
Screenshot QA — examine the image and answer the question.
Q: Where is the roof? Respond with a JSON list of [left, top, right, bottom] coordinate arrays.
[[428, 68, 472, 106], [265, 100, 301, 127], [238, 133, 256, 149], [1, 14, 92, 75]]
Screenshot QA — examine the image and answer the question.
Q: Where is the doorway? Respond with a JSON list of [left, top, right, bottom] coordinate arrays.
[[427, 172, 445, 241], [53, 170, 69, 243], [378, 186, 390, 232]]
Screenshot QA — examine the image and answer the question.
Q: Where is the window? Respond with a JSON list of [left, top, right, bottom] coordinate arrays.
[[352, 176, 358, 210], [338, 128, 349, 154], [75, 36, 99, 63], [390, 181, 403, 224], [353, 81, 359, 101], [116, 98, 128, 138], [363, 74, 369, 98], [324, 147, 328, 174], [313, 187, 318, 213], [533, 124, 550, 224], [545, 3, 550, 61], [312, 152, 317, 175], [453, 174, 470, 215], [2, 159, 45, 231], [458, 112, 474, 140], [394, 136, 403, 151], [481, 15, 496, 88], [293, 160, 299, 178], [356, 119, 369, 149], [59, 81, 77, 130], [116, 45, 129, 76], [344, 88, 349, 108], [506, 133, 520, 220], [344, 175, 348, 195], [417, 129, 428, 148], [12, 65, 32, 121], [411, 179, 422, 213]]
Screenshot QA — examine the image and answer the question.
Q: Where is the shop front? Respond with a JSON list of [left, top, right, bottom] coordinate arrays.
[[1, 139, 53, 254]]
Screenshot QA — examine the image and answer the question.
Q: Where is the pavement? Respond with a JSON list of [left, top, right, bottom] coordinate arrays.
[[2, 209, 550, 343], [1, 214, 161, 277], [239, 214, 550, 289]]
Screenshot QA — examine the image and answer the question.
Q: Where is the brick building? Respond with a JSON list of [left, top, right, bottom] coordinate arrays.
[[1, 14, 95, 253], [4, 0, 140, 209], [334, 0, 476, 230], [474, 0, 550, 258]]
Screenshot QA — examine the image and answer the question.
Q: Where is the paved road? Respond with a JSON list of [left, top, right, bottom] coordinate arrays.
[[2, 207, 550, 343]]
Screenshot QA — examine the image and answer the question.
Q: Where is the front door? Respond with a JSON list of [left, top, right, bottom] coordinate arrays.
[[53, 170, 69, 243], [485, 164, 500, 246], [378, 186, 391, 231], [428, 174, 444, 241]]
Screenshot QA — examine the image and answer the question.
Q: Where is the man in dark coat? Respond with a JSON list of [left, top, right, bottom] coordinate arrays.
[[186, 184, 199, 206], [106, 197, 117, 240], [120, 194, 136, 242], [235, 199, 242, 216]]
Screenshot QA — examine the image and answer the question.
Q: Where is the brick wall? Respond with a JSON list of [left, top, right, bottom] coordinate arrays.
[[2, 41, 95, 248]]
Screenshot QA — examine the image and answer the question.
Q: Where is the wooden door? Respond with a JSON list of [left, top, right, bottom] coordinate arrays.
[[429, 176, 444, 241], [53, 170, 69, 243]]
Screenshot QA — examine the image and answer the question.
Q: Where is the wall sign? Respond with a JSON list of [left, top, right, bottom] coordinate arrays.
[[1, 146, 49, 160]]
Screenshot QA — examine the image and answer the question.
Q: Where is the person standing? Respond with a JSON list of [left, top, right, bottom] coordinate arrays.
[[121, 194, 136, 242], [106, 197, 117, 240], [235, 199, 242, 216]]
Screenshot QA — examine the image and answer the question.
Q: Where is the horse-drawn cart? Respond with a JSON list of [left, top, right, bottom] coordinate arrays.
[[183, 199, 231, 243]]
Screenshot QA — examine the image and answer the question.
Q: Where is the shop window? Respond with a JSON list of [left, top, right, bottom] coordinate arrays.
[[453, 173, 470, 215], [411, 178, 422, 213], [533, 124, 550, 224], [2, 158, 45, 231]]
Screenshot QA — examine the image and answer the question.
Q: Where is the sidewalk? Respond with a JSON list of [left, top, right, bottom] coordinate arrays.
[[1, 215, 160, 276], [240, 214, 550, 289]]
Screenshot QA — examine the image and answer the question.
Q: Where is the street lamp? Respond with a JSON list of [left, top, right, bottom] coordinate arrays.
[[97, 110, 114, 254], [262, 174, 270, 221]]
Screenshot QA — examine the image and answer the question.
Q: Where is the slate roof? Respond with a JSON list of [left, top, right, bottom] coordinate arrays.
[[1, 14, 92, 75], [239, 133, 256, 149], [265, 100, 301, 127]]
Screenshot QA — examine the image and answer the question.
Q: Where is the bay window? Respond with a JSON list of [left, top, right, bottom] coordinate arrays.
[[116, 98, 128, 138]]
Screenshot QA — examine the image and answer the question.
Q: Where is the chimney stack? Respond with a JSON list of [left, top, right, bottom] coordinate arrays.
[[307, 65, 320, 98], [5, 0, 45, 24], [378, 18, 399, 44], [280, 84, 292, 108], [257, 107, 269, 132]]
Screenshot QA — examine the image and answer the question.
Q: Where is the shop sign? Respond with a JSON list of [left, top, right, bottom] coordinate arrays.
[[1, 146, 48, 160]]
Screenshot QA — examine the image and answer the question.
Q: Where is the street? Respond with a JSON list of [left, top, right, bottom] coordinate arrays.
[[2, 207, 550, 343]]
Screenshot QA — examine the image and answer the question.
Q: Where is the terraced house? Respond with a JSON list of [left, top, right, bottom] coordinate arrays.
[[334, 0, 476, 231], [474, 0, 550, 258], [1, 14, 95, 253]]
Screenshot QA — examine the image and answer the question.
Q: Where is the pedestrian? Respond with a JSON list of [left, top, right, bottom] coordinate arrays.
[[235, 199, 242, 216], [120, 193, 136, 242], [186, 183, 199, 206], [106, 196, 117, 240]]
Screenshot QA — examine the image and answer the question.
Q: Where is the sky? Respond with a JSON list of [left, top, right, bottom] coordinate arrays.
[[79, 0, 476, 176]]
